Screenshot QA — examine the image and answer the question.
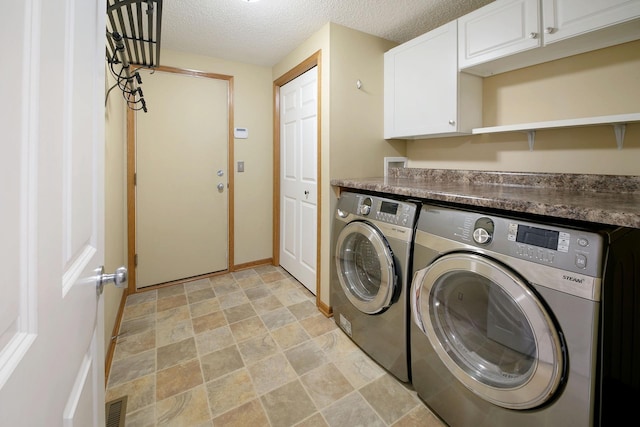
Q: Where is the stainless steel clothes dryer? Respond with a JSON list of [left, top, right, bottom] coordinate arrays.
[[410, 204, 611, 427], [331, 191, 418, 382]]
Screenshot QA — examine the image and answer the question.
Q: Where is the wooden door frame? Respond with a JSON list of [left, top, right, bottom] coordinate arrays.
[[126, 65, 235, 293], [273, 51, 329, 315]]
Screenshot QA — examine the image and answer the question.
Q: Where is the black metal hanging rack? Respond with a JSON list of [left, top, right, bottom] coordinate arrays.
[[105, 0, 163, 112]]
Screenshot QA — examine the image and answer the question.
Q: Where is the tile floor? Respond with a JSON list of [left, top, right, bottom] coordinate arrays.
[[106, 265, 446, 427]]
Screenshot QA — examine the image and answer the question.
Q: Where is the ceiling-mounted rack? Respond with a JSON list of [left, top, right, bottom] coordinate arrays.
[[105, 0, 163, 112]]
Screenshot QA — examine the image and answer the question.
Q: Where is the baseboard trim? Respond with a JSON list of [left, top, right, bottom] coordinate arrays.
[[105, 289, 128, 383]]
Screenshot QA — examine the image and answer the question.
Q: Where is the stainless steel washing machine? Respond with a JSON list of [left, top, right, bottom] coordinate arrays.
[[410, 203, 613, 426], [331, 191, 418, 382]]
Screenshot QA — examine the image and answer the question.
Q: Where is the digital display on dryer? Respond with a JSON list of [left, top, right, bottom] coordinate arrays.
[[516, 225, 559, 250], [380, 201, 399, 215]]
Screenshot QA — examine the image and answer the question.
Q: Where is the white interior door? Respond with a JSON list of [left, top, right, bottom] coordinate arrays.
[[279, 67, 318, 294], [0, 0, 107, 426], [136, 70, 229, 288]]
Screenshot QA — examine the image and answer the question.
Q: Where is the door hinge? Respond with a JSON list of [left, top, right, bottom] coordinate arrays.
[[134, 254, 138, 267]]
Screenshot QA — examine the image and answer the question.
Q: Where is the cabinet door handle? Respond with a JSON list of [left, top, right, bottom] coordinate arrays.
[[448, 120, 456, 126], [529, 32, 538, 39], [544, 27, 556, 34]]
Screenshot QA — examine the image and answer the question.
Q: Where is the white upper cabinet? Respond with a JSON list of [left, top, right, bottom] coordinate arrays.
[[384, 21, 482, 139], [459, 0, 640, 76], [459, 0, 541, 70]]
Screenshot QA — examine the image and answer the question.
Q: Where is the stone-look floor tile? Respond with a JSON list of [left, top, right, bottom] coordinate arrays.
[[156, 305, 190, 328], [122, 300, 156, 321], [123, 405, 156, 427], [229, 316, 267, 342], [247, 353, 298, 394], [192, 310, 227, 334], [231, 269, 258, 280], [211, 281, 241, 296], [314, 329, 358, 361], [113, 329, 156, 361], [270, 322, 311, 350], [261, 307, 297, 330], [209, 273, 236, 287], [195, 326, 235, 355], [360, 375, 419, 425], [213, 399, 270, 427], [254, 264, 278, 274], [391, 405, 446, 427], [219, 290, 250, 309], [157, 337, 198, 370], [322, 392, 385, 427], [274, 288, 310, 307], [105, 374, 155, 414], [300, 313, 337, 337], [108, 349, 156, 388], [224, 302, 257, 324], [126, 290, 157, 306], [237, 333, 279, 364], [187, 288, 216, 305], [236, 275, 264, 290], [156, 318, 194, 347], [184, 278, 212, 292], [206, 369, 257, 418], [190, 298, 221, 318], [212, 398, 269, 427], [200, 345, 244, 382], [285, 340, 326, 376], [265, 278, 297, 293], [261, 380, 317, 427], [251, 295, 284, 315], [119, 315, 155, 337], [157, 294, 188, 313], [156, 359, 203, 401], [295, 413, 329, 427], [260, 270, 286, 284], [156, 385, 211, 427], [300, 363, 354, 409], [333, 348, 385, 389], [288, 300, 318, 320], [157, 284, 185, 299], [244, 285, 272, 301]]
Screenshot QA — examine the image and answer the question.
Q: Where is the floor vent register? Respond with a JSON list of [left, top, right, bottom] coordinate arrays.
[[105, 396, 127, 427]]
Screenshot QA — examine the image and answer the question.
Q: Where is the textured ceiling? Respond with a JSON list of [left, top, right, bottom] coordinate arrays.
[[161, 0, 494, 67]]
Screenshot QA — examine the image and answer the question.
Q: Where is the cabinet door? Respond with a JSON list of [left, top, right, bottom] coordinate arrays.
[[459, 0, 541, 70], [542, 0, 640, 44], [384, 21, 459, 139]]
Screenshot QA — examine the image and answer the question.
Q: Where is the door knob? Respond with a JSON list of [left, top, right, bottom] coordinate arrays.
[[96, 265, 128, 295], [217, 183, 225, 191]]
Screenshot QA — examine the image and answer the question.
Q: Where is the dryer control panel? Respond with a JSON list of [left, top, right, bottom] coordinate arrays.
[[417, 205, 606, 279]]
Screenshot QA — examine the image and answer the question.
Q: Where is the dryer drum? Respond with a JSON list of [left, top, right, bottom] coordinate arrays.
[[412, 253, 564, 410]]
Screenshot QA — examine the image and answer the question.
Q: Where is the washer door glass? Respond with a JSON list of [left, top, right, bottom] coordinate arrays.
[[411, 253, 564, 410], [335, 221, 395, 314]]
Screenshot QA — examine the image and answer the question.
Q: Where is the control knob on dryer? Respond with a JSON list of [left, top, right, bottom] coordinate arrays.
[[473, 217, 494, 245]]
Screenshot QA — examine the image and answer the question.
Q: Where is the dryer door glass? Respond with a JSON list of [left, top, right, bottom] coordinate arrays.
[[335, 221, 395, 314], [413, 253, 564, 410]]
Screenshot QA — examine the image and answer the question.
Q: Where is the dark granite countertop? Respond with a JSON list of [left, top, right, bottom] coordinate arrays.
[[330, 169, 640, 229]]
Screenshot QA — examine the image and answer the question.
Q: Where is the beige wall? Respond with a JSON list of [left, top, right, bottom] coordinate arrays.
[[407, 40, 640, 175], [273, 23, 406, 308], [161, 49, 274, 266], [104, 70, 127, 354]]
